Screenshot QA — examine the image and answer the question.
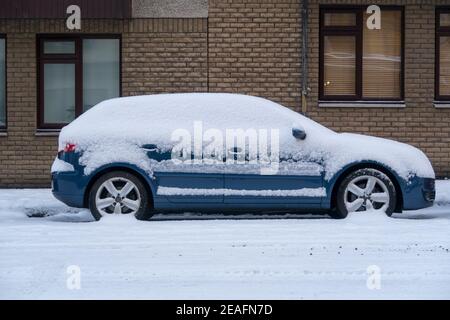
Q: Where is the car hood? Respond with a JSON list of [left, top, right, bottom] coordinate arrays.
[[319, 132, 435, 181]]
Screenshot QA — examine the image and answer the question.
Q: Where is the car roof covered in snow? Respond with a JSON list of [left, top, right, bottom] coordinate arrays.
[[59, 93, 333, 148], [58, 93, 434, 181]]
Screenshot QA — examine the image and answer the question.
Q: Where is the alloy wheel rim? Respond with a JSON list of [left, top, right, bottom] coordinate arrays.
[[344, 175, 390, 213], [95, 177, 141, 216]]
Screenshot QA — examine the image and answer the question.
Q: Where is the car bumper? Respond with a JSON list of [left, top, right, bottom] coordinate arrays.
[[52, 171, 86, 208], [402, 177, 435, 210]]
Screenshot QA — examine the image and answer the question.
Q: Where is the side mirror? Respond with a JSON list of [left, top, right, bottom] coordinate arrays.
[[292, 128, 307, 140]]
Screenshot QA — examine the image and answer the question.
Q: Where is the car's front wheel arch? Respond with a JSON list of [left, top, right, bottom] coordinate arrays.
[[83, 165, 155, 211], [330, 162, 403, 214]]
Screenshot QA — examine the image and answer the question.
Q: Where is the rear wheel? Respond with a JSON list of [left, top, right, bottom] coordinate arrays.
[[332, 168, 397, 219], [88, 171, 153, 221]]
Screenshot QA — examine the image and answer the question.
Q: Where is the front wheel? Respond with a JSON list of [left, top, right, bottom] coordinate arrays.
[[332, 168, 397, 219], [88, 171, 153, 221]]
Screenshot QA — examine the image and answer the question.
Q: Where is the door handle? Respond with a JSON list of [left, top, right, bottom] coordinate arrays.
[[142, 144, 158, 152]]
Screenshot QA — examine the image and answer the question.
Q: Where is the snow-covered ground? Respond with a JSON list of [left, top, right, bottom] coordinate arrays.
[[0, 181, 449, 299]]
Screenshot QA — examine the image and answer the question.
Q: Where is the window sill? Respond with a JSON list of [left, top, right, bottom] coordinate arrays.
[[35, 130, 60, 137], [319, 101, 405, 108], [0, 131, 7, 137], [434, 101, 450, 108]]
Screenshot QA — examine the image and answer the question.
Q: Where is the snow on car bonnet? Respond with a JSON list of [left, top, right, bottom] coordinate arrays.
[[58, 93, 434, 180]]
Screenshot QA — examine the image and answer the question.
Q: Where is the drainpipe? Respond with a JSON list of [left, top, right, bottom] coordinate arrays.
[[301, 0, 309, 115]]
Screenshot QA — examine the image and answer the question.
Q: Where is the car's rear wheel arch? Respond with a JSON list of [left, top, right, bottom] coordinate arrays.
[[84, 166, 154, 209], [330, 163, 403, 213]]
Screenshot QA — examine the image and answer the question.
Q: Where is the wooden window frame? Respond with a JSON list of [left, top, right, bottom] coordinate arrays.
[[319, 6, 405, 102], [37, 34, 121, 130], [436, 7, 450, 101], [0, 34, 6, 131]]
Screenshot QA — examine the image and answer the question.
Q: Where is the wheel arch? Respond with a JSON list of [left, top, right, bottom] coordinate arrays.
[[329, 162, 404, 213], [83, 163, 156, 209]]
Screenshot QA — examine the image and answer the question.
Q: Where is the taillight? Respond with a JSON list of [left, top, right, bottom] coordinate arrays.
[[64, 143, 77, 153]]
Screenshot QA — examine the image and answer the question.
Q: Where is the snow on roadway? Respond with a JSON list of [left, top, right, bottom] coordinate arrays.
[[0, 180, 449, 299]]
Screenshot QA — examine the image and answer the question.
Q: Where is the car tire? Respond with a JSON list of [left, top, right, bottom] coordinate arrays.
[[332, 168, 397, 219], [88, 171, 153, 221]]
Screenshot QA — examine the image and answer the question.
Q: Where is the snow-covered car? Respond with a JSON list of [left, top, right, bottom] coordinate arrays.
[[52, 93, 435, 220]]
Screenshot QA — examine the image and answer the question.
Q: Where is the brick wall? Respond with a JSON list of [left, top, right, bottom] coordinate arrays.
[[0, 19, 207, 187], [305, 0, 450, 177], [122, 19, 208, 95], [1, 0, 449, 187], [208, 0, 302, 111], [208, 0, 450, 178]]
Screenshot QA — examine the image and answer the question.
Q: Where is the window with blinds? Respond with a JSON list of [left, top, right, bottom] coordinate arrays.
[[363, 10, 402, 99], [320, 7, 404, 101], [323, 36, 356, 96], [437, 8, 450, 100], [441, 13, 450, 27], [0, 36, 5, 129], [440, 37, 450, 97], [324, 13, 356, 26]]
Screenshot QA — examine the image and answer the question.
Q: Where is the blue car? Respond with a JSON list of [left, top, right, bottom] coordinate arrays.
[[52, 93, 435, 220]]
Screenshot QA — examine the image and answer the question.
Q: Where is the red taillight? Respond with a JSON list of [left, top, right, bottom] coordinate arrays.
[[64, 143, 76, 153]]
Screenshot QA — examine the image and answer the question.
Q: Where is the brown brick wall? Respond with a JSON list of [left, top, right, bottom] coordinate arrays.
[[0, 19, 207, 187], [208, 0, 302, 111], [1, 0, 449, 187], [122, 19, 208, 95], [305, 0, 450, 178], [208, 0, 450, 178]]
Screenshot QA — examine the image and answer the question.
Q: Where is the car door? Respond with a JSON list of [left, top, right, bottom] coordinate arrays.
[[145, 144, 224, 205], [223, 132, 324, 208]]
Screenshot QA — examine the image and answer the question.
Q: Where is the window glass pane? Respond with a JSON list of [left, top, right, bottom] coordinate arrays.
[[83, 39, 120, 111], [324, 36, 356, 96], [440, 37, 450, 96], [44, 64, 75, 124], [363, 10, 402, 99], [44, 41, 75, 54], [324, 13, 356, 26], [0, 39, 5, 127], [441, 13, 450, 27]]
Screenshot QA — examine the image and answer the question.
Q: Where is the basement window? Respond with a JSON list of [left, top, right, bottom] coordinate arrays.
[[319, 7, 404, 102], [37, 35, 121, 129]]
